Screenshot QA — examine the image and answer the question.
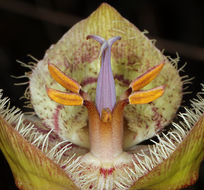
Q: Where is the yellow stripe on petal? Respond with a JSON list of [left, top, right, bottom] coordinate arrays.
[[129, 86, 165, 104], [48, 63, 81, 93], [130, 63, 164, 91], [47, 88, 83, 106]]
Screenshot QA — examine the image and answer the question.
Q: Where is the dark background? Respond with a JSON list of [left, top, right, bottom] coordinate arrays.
[[0, 0, 203, 189]]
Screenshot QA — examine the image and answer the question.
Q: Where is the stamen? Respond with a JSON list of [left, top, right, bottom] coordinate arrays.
[[87, 35, 121, 116], [48, 63, 81, 93], [120, 63, 165, 100], [46, 87, 83, 106], [129, 86, 165, 104], [130, 63, 164, 92]]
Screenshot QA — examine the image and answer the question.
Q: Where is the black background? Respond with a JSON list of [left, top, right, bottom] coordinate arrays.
[[0, 0, 203, 189]]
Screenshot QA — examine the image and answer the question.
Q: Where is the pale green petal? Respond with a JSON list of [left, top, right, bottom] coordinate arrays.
[[30, 3, 182, 148]]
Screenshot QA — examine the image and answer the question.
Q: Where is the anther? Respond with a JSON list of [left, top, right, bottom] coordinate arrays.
[[128, 86, 165, 105], [46, 87, 83, 106], [48, 62, 81, 93]]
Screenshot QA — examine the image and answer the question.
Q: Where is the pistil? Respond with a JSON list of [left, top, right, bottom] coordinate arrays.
[[86, 35, 125, 161], [87, 35, 121, 116]]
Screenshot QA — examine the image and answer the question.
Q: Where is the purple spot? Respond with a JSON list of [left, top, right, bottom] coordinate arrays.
[[81, 77, 97, 87], [53, 105, 63, 133], [114, 74, 131, 86], [100, 167, 115, 178]]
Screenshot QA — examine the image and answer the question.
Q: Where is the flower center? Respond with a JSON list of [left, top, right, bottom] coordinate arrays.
[[46, 35, 165, 161]]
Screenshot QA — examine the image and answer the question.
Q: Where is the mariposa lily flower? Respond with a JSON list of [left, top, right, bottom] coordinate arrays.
[[0, 3, 203, 190]]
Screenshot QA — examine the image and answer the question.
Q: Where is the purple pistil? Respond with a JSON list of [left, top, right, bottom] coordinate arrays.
[[87, 35, 121, 116]]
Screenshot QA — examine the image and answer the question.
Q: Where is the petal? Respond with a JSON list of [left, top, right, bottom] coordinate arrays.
[[29, 3, 182, 148], [0, 117, 79, 190], [130, 113, 204, 190]]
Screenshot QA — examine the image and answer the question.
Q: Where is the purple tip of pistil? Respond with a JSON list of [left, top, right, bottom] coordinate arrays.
[[87, 35, 121, 116]]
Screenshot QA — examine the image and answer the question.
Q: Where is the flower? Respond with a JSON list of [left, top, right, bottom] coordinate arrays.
[[0, 3, 203, 190]]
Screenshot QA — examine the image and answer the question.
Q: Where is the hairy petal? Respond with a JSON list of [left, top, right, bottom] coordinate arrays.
[[30, 3, 182, 148], [0, 116, 78, 190], [130, 114, 204, 190]]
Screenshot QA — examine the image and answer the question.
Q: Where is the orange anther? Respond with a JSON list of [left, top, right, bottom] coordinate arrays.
[[46, 87, 83, 106], [48, 63, 81, 93], [130, 63, 164, 91], [129, 86, 165, 104]]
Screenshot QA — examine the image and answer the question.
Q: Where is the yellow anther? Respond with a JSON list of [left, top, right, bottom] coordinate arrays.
[[48, 63, 81, 93], [130, 63, 164, 91], [46, 87, 83, 106], [129, 86, 165, 104]]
